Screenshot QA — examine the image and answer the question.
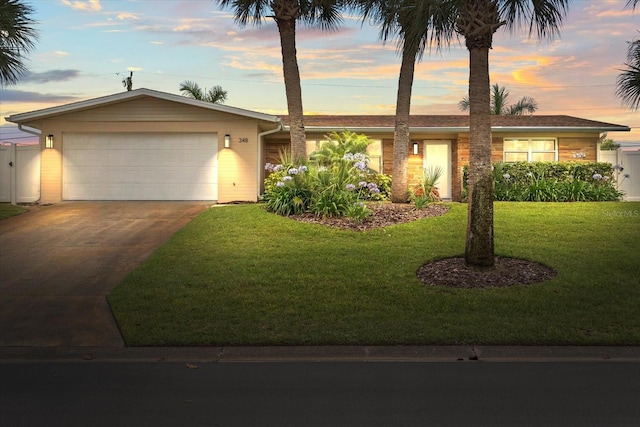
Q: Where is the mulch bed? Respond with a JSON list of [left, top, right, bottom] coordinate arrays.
[[289, 202, 450, 231]]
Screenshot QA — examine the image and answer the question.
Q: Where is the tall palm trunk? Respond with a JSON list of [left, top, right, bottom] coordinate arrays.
[[465, 45, 494, 267], [391, 43, 418, 203], [275, 16, 307, 162], [458, 0, 503, 268]]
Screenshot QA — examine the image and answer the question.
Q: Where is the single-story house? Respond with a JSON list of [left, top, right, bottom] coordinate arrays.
[[6, 88, 630, 203], [266, 115, 631, 201]]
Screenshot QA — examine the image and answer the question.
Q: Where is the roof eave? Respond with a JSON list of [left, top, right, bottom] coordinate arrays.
[[6, 88, 281, 125], [290, 126, 471, 133], [491, 126, 631, 132], [286, 125, 632, 133]]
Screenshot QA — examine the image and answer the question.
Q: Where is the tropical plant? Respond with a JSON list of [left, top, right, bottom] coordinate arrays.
[[263, 132, 388, 220], [617, 36, 640, 110], [215, 0, 344, 161], [462, 162, 623, 202], [451, 0, 570, 268], [351, 0, 455, 203], [411, 165, 443, 209], [458, 83, 538, 115], [0, 0, 38, 86], [179, 80, 228, 104], [309, 129, 371, 166], [617, 1, 640, 110]]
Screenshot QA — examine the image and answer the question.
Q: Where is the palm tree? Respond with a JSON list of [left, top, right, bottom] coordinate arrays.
[[617, 1, 640, 110], [616, 38, 640, 109], [352, 0, 455, 203], [459, 83, 538, 115], [179, 80, 228, 104], [0, 0, 38, 86], [215, 0, 343, 161], [455, 0, 568, 268]]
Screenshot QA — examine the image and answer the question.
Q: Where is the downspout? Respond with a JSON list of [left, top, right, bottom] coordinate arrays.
[[13, 125, 42, 205], [18, 124, 41, 138], [257, 119, 284, 200]]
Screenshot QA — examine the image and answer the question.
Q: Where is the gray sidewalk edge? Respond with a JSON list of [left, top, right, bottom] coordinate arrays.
[[0, 345, 639, 363]]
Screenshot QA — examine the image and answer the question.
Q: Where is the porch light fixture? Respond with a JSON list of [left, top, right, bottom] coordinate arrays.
[[224, 134, 231, 149], [45, 134, 54, 149], [413, 142, 419, 155]]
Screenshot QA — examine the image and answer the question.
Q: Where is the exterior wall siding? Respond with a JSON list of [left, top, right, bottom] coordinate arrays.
[[266, 131, 600, 202], [558, 136, 598, 161], [36, 98, 603, 205], [36, 101, 264, 203], [54, 97, 245, 123]]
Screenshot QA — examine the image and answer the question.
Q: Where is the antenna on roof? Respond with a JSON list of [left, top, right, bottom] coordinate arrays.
[[122, 71, 133, 91]]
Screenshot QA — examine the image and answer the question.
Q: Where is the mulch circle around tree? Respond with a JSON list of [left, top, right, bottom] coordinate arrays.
[[416, 256, 557, 289], [288, 202, 557, 289]]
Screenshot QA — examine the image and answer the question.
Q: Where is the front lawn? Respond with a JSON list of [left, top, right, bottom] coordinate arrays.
[[108, 202, 640, 346]]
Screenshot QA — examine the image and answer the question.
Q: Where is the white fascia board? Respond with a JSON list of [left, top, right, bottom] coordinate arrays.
[[491, 126, 631, 133], [294, 126, 470, 133], [294, 126, 631, 134], [6, 88, 280, 124]]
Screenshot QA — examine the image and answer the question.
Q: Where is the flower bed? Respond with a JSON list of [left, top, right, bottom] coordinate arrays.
[[462, 161, 623, 202]]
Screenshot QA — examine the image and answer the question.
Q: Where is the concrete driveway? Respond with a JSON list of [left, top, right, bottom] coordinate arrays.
[[0, 201, 211, 347]]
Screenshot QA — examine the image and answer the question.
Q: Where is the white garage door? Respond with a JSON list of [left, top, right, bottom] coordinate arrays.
[[63, 132, 218, 200]]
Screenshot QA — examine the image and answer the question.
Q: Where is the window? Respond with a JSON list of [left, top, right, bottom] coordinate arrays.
[[367, 139, 382, 172], [306, 140, 323, 156], [504, 138, 557, 162], [306, 139, 382, 172]]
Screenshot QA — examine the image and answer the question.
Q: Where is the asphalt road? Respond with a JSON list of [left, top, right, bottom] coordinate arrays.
[[2, 361, 639, 427]]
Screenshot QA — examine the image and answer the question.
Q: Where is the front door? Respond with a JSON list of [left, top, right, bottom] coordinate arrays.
[[423, 140, 451, 200]]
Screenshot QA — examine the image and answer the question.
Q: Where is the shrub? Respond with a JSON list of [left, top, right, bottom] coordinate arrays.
[[262, 131, 390, 218], [462, 161, 623, 202], [411, 166, 443, 209], [262, 164, 313, 215]]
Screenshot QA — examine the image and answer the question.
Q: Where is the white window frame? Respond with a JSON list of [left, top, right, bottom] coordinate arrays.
[[503, 138, 558, 162], [367, 139, 383, 173]]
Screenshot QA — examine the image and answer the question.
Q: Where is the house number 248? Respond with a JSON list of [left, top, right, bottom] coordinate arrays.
[[238, 137, 249, 143]]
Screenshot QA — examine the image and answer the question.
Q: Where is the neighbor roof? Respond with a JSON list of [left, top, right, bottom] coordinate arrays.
[[6, 88, 281, 125], [280, 115, 630, 133]]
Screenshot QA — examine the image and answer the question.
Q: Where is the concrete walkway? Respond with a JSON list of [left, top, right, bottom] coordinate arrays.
[[0, 201, 211, 347]]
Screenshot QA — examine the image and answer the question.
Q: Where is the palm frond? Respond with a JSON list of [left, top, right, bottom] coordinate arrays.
[[0, 0, 39, 86], [179, 80, 205, 100], [498, 0, 569, 41], [207, 85, 228, 104], [458, 96, 470, 112], [617, 38, 640, 110], [508, 96, 538, 115], [215, 0, 272, 26]]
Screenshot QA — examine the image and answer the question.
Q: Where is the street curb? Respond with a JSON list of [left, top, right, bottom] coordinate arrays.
[[0, 345, 639, 363]]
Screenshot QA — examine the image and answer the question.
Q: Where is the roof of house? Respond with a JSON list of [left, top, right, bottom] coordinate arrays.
[[6, 88, 282, 125], [280, 115, 630, 133]]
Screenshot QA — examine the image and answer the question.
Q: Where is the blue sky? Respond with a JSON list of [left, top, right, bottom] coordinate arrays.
[[1, 0, 639, 143]]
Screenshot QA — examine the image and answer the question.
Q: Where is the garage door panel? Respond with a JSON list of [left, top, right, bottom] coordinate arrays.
[[63, 133, 218, 200]]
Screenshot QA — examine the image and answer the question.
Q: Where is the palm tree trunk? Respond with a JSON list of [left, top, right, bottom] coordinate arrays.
[[276, 17, 306, 162], [465, 45, 494, 268], [391, 45, 418, 203]]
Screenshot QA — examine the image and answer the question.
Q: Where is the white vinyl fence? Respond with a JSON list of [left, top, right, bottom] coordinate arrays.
[[0, 144, 41, 204], [600, 148, 640, 202]]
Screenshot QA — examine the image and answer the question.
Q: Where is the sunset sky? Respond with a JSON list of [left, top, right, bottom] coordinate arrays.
[[1, 0, 639, 143]]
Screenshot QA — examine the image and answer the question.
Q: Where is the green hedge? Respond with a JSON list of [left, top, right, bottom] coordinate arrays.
[[462, 162, 623, 202]]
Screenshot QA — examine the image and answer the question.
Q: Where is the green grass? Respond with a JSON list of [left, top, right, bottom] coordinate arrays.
[[108, 202, 640, 346], [0, 203, 29, 220]]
